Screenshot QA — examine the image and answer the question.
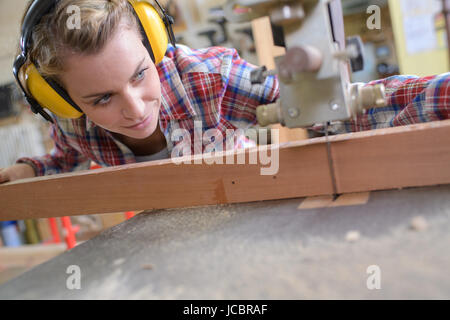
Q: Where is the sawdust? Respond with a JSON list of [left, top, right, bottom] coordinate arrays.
[[410, 216, 428, 232], [141, 264, 154, 270], [14, 191, 446, 300], [213, 223, 448, 299], [138, 204, 239, 241], [113, 258, 125, 266], [345, 230, 361, 242], [161, 211, 449, 300]]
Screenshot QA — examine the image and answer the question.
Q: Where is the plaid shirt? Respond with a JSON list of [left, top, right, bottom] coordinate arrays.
[[17, 45, 450, 176], [325, 73, 450, 134], [17, 45, 279, 176]]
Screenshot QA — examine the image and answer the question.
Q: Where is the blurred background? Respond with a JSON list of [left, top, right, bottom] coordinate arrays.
[[1, 0, 449, 142], [0, 0, 449, 283], [1, 0, 449, 143]]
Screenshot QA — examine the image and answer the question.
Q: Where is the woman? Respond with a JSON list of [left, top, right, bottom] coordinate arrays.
[[0, 0, 278, 182]]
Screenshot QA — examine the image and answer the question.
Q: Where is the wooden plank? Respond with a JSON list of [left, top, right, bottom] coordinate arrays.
[[298, 195, 334, 209], [330, 120, 450, 193], [1, 120, 450, 220], [0, 139, 334, 220], [251, 16, 282, 70], [329, 192, 370, 207], [298, 192, 370, 209]]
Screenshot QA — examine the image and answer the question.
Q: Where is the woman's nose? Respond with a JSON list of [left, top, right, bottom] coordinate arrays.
[[121, 88, 145, 120]]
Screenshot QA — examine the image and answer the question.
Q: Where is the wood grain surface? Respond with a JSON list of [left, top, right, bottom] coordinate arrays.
[[1, 120, 450, 220]]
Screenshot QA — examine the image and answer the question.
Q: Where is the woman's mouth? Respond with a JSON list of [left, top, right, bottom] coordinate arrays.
[[124, 114, 152, 130]]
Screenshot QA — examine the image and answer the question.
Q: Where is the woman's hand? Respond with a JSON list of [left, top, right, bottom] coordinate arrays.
[[0, 164, 36, 184]]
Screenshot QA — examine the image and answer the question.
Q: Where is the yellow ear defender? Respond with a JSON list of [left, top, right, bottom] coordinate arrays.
[[13, 0, 176, 122], [131, 0, 171, 65]]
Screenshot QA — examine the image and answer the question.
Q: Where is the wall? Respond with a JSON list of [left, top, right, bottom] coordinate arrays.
[[388, 0, 449, 76], [0, 0, 29, 86]]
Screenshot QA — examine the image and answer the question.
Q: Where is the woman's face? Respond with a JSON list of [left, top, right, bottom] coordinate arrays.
[[59, 25, 161, 140]]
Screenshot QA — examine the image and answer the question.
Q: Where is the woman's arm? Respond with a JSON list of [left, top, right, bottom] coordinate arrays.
[[0, 163, 36, 183], [221, 48, 279, 127], [324, 73, 450, 134]]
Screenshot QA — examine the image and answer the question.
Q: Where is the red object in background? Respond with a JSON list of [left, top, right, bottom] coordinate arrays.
[[125, 211, 135, 219], [90, 163, 102, 170], [46, 217, 80, 250], [61, 217, 79, 250], [48, 217, 61, 244]]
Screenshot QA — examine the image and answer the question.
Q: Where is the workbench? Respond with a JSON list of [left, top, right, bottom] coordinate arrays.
[[0, 184, 449, 299]]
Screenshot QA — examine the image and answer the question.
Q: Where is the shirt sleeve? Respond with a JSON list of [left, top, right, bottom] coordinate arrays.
[[221, 48, 279, 127], [313, 73, 450, 134], [16, 119, 91, 176]]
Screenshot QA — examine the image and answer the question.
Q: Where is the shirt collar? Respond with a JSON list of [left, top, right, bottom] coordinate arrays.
[[85, 114, 96, 131], [157, 56, 197, 121]]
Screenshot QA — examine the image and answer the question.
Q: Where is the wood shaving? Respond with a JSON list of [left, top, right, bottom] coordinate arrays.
[[410, 216, 428, 232], [345, 230, 360, 242], [141, 264, 154, 270]]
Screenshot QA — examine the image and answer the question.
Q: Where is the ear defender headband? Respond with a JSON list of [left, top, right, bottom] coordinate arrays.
[[13, 0, 176, 122]]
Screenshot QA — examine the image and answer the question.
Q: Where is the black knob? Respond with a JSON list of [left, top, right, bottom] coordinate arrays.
[[198, 30, 218, 46], [250, 66, 268, 84], [346, 36, 364, 72]]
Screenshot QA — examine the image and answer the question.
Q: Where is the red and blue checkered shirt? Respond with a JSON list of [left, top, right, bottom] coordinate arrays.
[[17, 45, 450, 176], [17, 45, 279, 175], [325, 73, 450, 133]]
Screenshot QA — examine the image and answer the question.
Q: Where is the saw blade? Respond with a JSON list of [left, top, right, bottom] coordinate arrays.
[[324, 122, 338, 200]]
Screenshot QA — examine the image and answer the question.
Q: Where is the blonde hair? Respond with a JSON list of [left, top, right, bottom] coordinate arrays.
[[22, 0, 140, 79]]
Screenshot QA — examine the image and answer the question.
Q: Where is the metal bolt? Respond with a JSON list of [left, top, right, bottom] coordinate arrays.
[[287, 107, 299, 118], [330, 102, 340, 111], [358, 84, 387, 109]]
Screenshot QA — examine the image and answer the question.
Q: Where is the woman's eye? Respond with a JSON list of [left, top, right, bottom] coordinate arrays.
[[94, 94, 111, 106], [134, 67, 149, 81]]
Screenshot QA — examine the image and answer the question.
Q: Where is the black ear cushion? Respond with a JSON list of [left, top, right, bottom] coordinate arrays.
[[45, 77, 82, 113], [20, 0, 58, 54], [134, 13, 156, 63]]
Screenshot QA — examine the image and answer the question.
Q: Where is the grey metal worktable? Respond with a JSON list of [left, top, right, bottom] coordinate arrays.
[[1, 185, 449, 299]]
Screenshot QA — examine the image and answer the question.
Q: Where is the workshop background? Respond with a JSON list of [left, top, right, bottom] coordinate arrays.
[[0, 0, 449, 288]]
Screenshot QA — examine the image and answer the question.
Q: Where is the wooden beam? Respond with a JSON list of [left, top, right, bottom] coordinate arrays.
[[331, 120, 450, 193], [1, 120, 450, 220], [0, 137, 333, 220], [251, 16, 308, 143]]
